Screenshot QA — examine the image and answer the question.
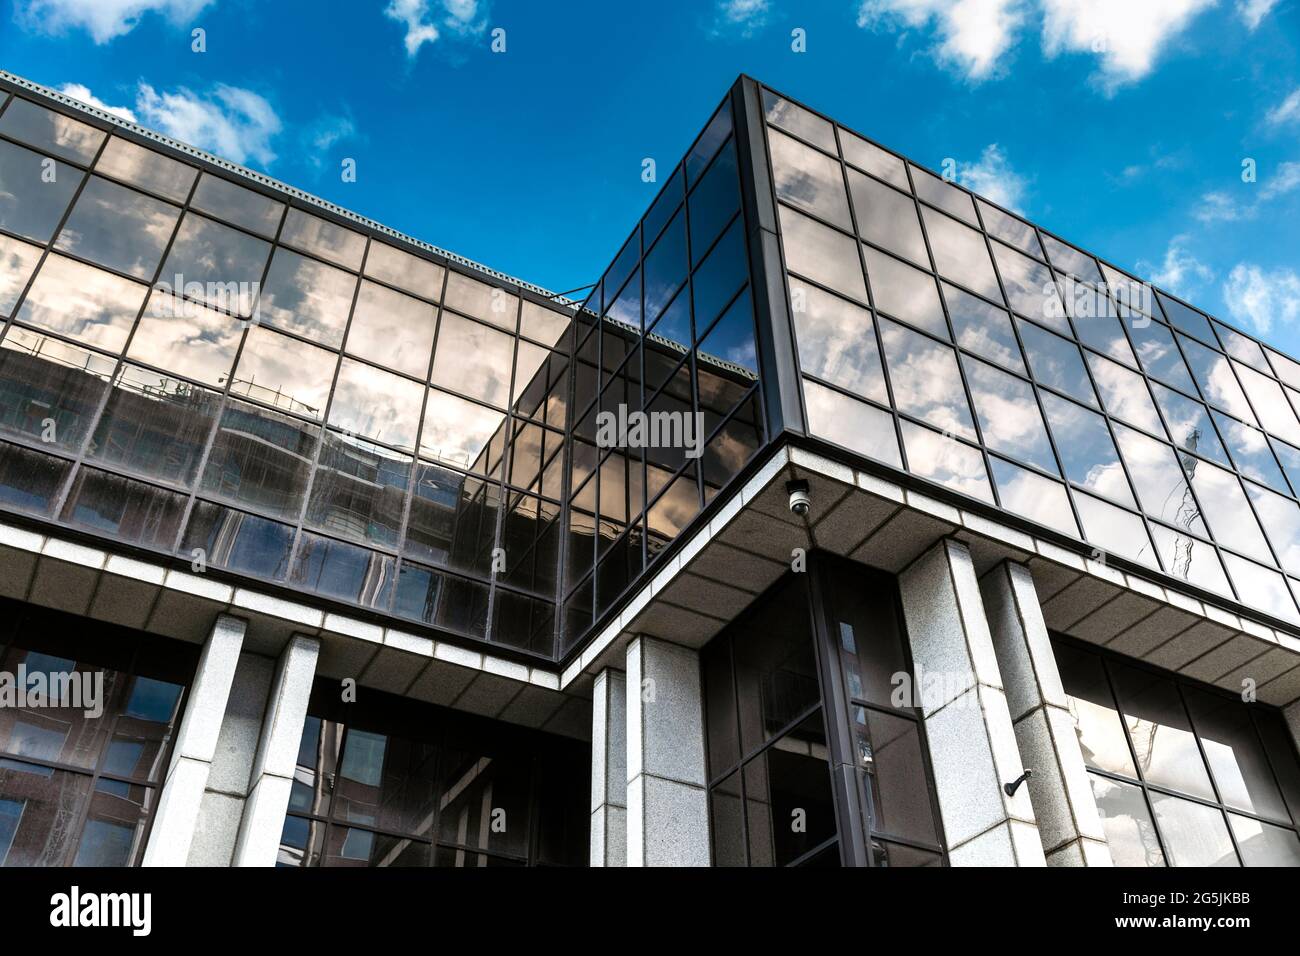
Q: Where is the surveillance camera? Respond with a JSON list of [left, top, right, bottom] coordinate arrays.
[[786, 479, 811, 517]]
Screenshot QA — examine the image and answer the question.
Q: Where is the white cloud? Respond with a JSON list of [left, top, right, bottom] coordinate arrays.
[[1223, 263, 1300, 334], [1040, 0, 1218, 93], [715, 0, 771, 35], [57, 83, 138, 123], [16, 0, 212, 44], [1139, 235, 1213, 295], [385, 0, 487, 57], [1261, 161, 1300, 200], [1237, 0, 1280, 29], [1268, 88, 1300, 126], [958, 143, 1029, 212], [136, 83, 281, 167], [1194, 161, 1300, 221], [857, 0, 1026, 81]]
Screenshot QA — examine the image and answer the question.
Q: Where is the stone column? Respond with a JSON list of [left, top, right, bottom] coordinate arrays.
[[897, 539, 1045, 866], [231, 634, 320, 867], [142, 614, 246, 866], [625, 636, 710, 867], [590, 668, 627, 866], [980, 560, 1113, 866]]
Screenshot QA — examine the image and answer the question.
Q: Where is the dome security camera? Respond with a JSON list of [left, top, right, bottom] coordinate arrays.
[[786, 479, 811, 518]]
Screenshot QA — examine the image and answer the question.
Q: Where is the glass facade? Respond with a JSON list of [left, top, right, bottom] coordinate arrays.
[[276, 680, 588, 867], [762, 85, 1300, 627], [0, 92, 574, 660], [0, 600, 196, 866], [1055, 636, 1300, 867]]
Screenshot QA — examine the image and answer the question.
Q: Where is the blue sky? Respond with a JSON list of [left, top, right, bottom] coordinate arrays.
[[2, 0, 1298, 351]]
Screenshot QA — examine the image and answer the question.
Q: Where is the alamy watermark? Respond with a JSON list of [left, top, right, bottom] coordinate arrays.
[[151, 274, 261, 325], [595, 403, 706, 459], [0, 664, 104, 718]]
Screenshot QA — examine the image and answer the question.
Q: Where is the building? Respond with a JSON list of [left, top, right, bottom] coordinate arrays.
[[0, 68, 1298, 869]]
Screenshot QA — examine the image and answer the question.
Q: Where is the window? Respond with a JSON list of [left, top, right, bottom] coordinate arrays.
[[1055, 637, 1300, 867], [0, 601, 196, 866]]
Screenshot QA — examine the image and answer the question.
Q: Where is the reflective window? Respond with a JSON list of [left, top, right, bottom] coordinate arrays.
[[688, 139, 740, 260], [1041, 393, 1133, 504], [0, 139, 82, 241], [1129, 319, 1196, 393], [994, 243, 1064, 327], [922, 207, 1000, 301], [863, 246, 946, 337], [430, 313, 515, 409], [762, 90, 835, 153], [0, 441, 72, 515], [963, 357, 1055, 471], [790, 278, 886, 403], [1072, 312, 1136, 366], [419, 388, 504, 475], [328, 358, 423, 450], [1158, 292, 1216, 342], [0, 327, 114, 451], [1151, 793, 1238, 867], [128, 291, 242, 387], [61, 468, 187, 550], [989, 457, 1077, 536], [190, 172, 284, 237], [900, 420, 992, 503], [0, 97, 104, 163], [1179, 334, 1256, 422], [1150, 522, 1231, 595], [1073, 492, 1155, 566], [344, 281, 437, 378], [910, 165, 976, 224], [1087, 352, 1163, 434], [95, 137, 195, 202], [944, 283, 1024, 373], [778, 205, 865, 302], [1234, 360, 1300, 446], [182, 500, 294, 580], [1220, 552, 1298, 624], [978, 200, 1043, 258], [1214, 412, 1289, 492], [1018, 318, 1096, 406], [363, 242, 444, 302], [1042, 234, 1104, 286], [230, 325, 335, 419], [279, 208, 365, 270], [258, 248, 357, 347], [803, 378, 900, 468], [1247, 483, 1300, 577], [839, 130, 909, 189], [848, 169, 927, 266], [879, 320, 975, 440], [444, 272, 517, 332], [54, 176, 179, 280], [1150, 382, 1229, 467], [307, 431, 410, 549], [1185, 459, 1271, 563], [687, 103, 734, 184], [768, 127, 851, 230], [1112, 424, 1207, 534], [691, 219, 747, 334], [1091, 776, 1166, 867], [200, 398, 318, 521], [159, 212, 269, 317], [0, 234, 44, 316], [15, 254, 146, 352], [643, 210, 687, 328]]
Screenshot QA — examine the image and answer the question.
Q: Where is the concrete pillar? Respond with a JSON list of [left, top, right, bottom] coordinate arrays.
[[231, 634, 320, 867], [590, 668, 627, 867], [625, 636, 710, 867], [980, 561, 1113, 867], [142, 614, 246, 866], [897, 539, 1045, 866]]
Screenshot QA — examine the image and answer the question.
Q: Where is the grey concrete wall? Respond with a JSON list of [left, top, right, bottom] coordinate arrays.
[[590, 668, 627, 866]]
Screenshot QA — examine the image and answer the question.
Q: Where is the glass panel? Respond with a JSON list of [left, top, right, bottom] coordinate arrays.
[[1235, 360, 1300, 445], [0, 764, 92, 865], [1150, 522, 1231, 595], [962, 357, 1055, 471], [199, 398, 318, 521], [768, 127, 850, 230], [94, 137, 195, 202], [1230, 814, 1300, 866], [306, 431, 410, 548], [1074, 492, 1156, 566], [910, 165, 976, 224], [128, 291, 242, 387], [0, 441, 72, 515], [328, 358, 423, 450], [1180, 334, 1256, 422], [899, 419, 993, 503], [856, 707, 939, 845], [405, 462, 498, 574], [690, 219, 747, 334], [978, 200, 1043, 258], [1247, 484, 1300, 577], [363, 242, 444, 301], [1072, 312, 1136, 366], [1149, 792, 1239, 866], [230, 325, 334, 419], [435, 744, 532, 856], [1150, 382, 1229, 466], [0, 140, 82, 241], [1186, 459, 1271, 563], [1042, 234, 1103, 285], [1112, 424, 1206, 533], [1110, 662, 1215, 800], [686, 103, 733, 184], [839, 130, 909, 189], [0, 97, 104, 163], [279, 208, 365, 270], [1055, 642, 1137, 776], [879, 320, 975, 440], [762, 90, 836, 153], [790, 278, 886, 403], [1220, 552, 1298, 624], [189, 172, 283, 237], [1041, 392, 1134, 505], [1090, 774, 1165, 867], [73, 781, 152, 867], [16, 254, 146, 352], [803, 379, 900, 467], [688, 138, 740, 260], [994, 243, 1064, 327], [1129, 319, 1196, 392], [643, 166, 683, 246], [1158, 292, 1216, 342], [291, 532, 394, 607], [257, 248, 356, 347], [519, 300, 570, 348], [990, 457, 1078, 537], [344, 281, 437, 378], [88, 364, 221, 485], [447, 273, 519, 333], [848, 169, 928, 266], [643, 209, 687, 329], [778, 206, 865, 302], [158, 212, 269, 317], [0, 235, 41, 318], [60, 468, 186, 550], [419, 388, 505, 475], [944, 283, 1024, 373], [1087, 352, 1162, 434], [181, 500, 294, 580], [331, 728, 439, 837], [0, 327, 114, 452], [1183, 688, 1289, 822], [430, 313, 515, 409], [743, 715, 836, 866], [862, 247, 945, 337], [1017, 319, 1096, 406], [54, 176, 179, 280], [710, 771, 745, 865], [1215, 412, 1289, 491], [922, 207, 1000, 301]]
